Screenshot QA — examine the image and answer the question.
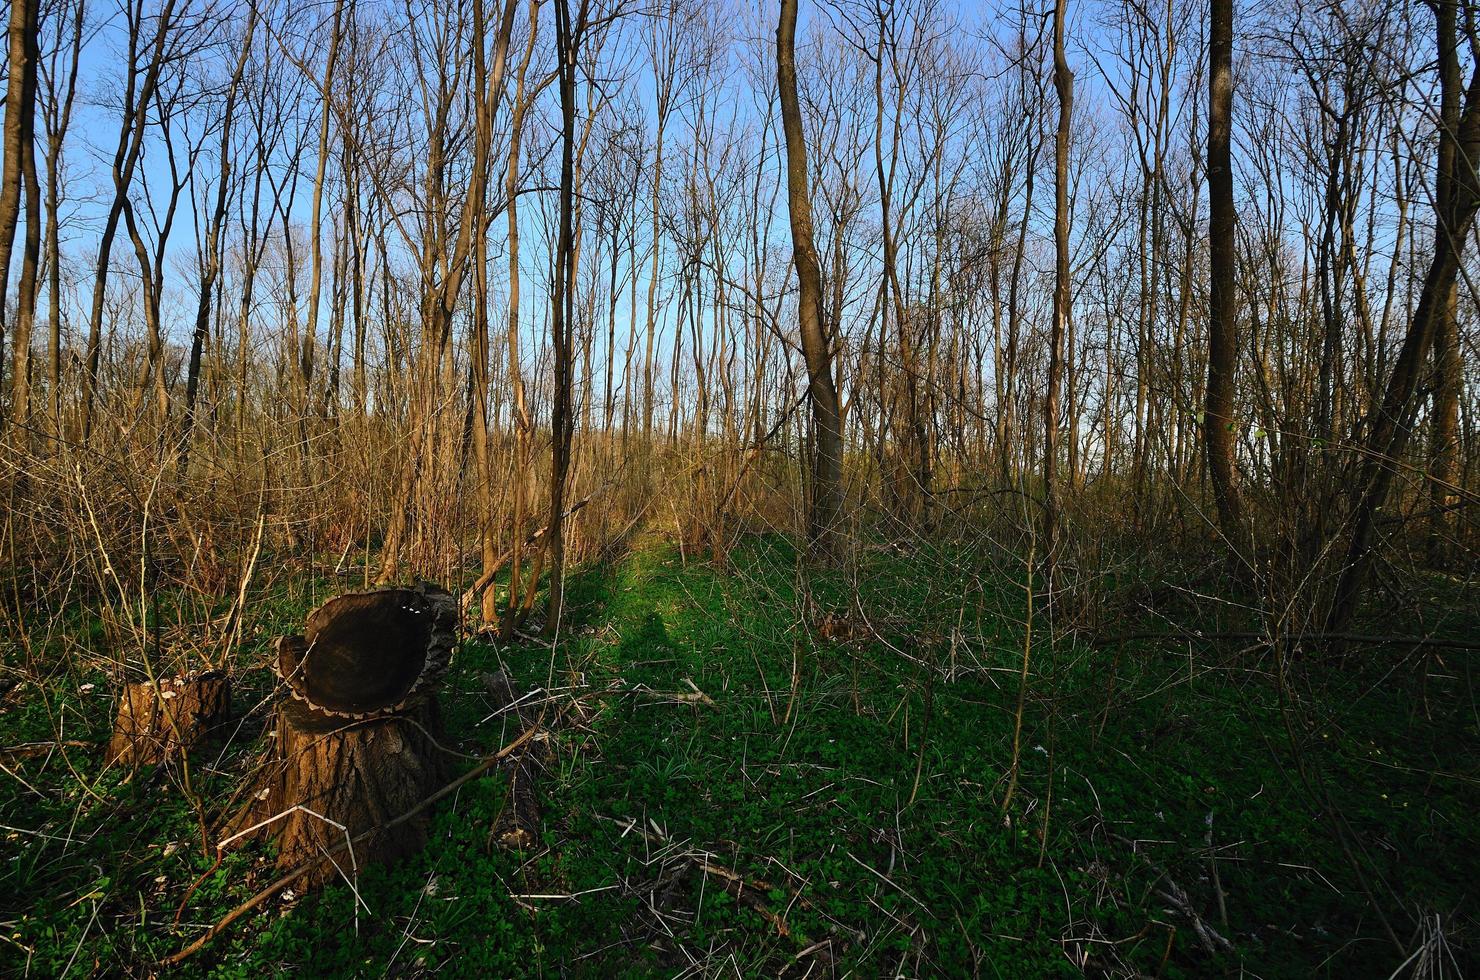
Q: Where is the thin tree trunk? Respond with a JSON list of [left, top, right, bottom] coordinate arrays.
[[300, 0, 347, 405], [181, 6, 257, 467], [1204, 0, 1242, 539], [778, 0, 844, 558], [1044, 0, 1072, 562], [42, 0, 84, 430], [501, 0, 541, 639], [546, 0, 582, 632], [80, 0, 180, 440]]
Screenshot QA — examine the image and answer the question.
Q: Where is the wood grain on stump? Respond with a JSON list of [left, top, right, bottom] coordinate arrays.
[[231, 697, 449, 888], [228, 584, 457, 889], [105, 672, 229, 769], [276, 585, 456, 718]]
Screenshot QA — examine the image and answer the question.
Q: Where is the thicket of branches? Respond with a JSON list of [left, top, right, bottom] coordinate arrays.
[[0, 0, 1474, 656]]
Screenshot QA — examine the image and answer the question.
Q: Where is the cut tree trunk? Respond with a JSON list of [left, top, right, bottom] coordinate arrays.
[[276, 584, 457, 718], [105, 672, 229, 769], [227, 584, 457, 889], [231, 696, 450, 888]]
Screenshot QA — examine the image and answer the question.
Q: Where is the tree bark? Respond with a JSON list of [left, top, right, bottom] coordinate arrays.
[[1204, 0, 1243, 539], [229, 697, 449, 889], [1, 0, 40, 426], [1044, 0, 1072, 562], [41, 0, 84, 430], [777, 0, 844, 558], [545, 0, 582, 632], [105, 672, 230, 770], [1428, 0, 1462, 561]]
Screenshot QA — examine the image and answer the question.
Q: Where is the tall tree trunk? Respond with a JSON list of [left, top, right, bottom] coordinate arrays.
[[1428, 0, 1462, 561], [301, 0, 346, 405], [872, 6, 928, 522], [500, 0, 540, 640], [181, 6, 256, 467], [1044, 0, 1072, 562], [546, 0, 581, 632], [467, 0, 520, 626], [80, 0, 180, 440], [11, 59, 40, 430], [1204, 0, 1243, 539], [1, 0, 40, 427], [777, 0, 844, 558], [376, 0, 518, 585], [1002, 132, 1036, 488], [42, 0, 84, 430]]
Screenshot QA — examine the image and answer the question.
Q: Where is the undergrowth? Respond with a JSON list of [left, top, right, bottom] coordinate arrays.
[[1, 535, 1476, 977]]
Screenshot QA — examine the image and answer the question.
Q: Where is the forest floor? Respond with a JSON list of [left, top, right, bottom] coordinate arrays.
[[1, 535, 1477, 978]]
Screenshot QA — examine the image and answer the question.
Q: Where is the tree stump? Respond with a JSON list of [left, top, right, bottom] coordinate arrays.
[[105, 672, 230, 769], [227, 584, 457, 889]]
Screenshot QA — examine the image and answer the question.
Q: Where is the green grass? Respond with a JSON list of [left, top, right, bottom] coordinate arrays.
[[1, 535, 1476, 976]]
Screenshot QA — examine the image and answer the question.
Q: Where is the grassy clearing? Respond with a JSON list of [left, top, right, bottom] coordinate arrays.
[[1, 536, 1476, 977]]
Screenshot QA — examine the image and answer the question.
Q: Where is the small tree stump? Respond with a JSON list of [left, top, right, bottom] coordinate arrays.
[[105, 672, 230, 769], [227, 584, 457, 889]]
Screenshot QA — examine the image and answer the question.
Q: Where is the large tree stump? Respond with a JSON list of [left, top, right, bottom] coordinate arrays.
[[228, 584, 457, 889], [105, 672, 229, 769]]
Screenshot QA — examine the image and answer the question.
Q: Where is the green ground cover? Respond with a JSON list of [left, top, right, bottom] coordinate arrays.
[[2, 536, 1475, 976]]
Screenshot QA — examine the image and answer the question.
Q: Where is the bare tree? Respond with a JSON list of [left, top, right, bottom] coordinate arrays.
[[299, 0, 346, 407], [179, 0, 256, 466], [38, 0, 86, 427], [546, 0, 585, 631], [778, 0, 844, 557], [79, 0, 184, 439], [1204, 0, 1241, 541], [1044, 0, 1072, 562], [499, 0, 548, 636], [1329, 0, 1480, 632]]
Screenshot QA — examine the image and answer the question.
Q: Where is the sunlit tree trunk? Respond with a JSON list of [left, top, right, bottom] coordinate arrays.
[[777, 0, 843, 558], [1, 0, 40, 428], [546, 0, 583, 631], [41, 0, 84, 431]]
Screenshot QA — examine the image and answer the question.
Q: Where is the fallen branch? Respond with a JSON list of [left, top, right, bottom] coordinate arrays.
[[1109, 832, 1234, 959], [597, 814, 865, 946], [1156, 877, 1234, 958], [461, 489, 603, 609], [693, 858, 792, 937], [0, 740, 92, 762], [629, 678, 716, 707], [1101, 630, 1480, 652]]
